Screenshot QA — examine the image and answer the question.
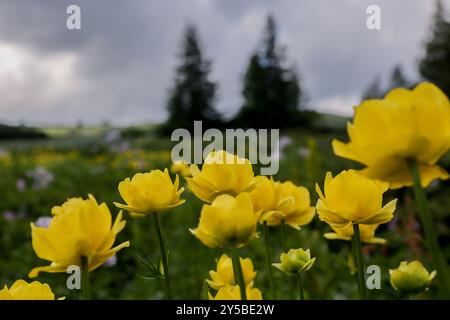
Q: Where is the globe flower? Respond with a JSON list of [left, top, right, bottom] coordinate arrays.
[[186, 150, 255, 203], [208, 285, 262, 300], [249, 176, 286, 222], [170, 160, 192, 177], [190, 193, 258, 248], [315, 170, 397, 228], [272, 248, 315, 276], [29, 195, 130, 278], [332, 82, 450, 189], [273, 181, 315, 229], [206, 254, 257, 290], [390, 261, 436, 293], [0, 280, 63, 300], [114, 168, 185, 215], [324, 223, 386, 244]]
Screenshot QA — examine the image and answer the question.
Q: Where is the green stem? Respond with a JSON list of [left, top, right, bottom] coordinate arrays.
[[296, 273, 305, 300], [408, 159, 450, 298], [280, 219, 286, 251], [353, 224, 367, 299], [230, 247, 247, 300], [81, 256, 91, 300], [153, 212, 173, 299], [263, 221, 276, 299], [351, 235, 362, 298]]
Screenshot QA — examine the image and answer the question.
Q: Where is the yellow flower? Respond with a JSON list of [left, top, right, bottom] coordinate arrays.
[[315, 170, 397, 228], [115, 168, 185, 215], [170, 160, 192, 177], [208, 285, 262, 300], [324, 224, 386, 244], [390, 261, 436, 293], [0, 280, 63, 300], [274, 181, 315, 229], [206, 254, 257, 290], [249, 176, 285, 222], [190, 193, 258, 248], [272, 248, 315, 276], [186, 150, 255, 203], [29, 195, 129, 278], [332, 82, 450, 189]]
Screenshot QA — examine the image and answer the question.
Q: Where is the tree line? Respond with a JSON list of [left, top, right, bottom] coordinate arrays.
[[163, 1, 450, 134]]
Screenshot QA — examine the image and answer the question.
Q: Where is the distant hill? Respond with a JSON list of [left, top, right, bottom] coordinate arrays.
[[0, 124, 47, 140], [312, 112, 350, 131]]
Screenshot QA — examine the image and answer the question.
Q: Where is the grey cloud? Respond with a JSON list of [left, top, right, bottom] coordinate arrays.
[[0, 0, 445, 125]]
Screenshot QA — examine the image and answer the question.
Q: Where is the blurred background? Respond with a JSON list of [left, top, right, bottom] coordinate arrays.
[[0, 0, 449, 299]]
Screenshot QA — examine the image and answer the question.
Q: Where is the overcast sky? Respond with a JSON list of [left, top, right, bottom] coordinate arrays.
[[0, 0, 447, 126]]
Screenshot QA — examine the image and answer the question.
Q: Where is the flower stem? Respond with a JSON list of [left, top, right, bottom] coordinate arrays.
[[230, 247, 247, 300], [352, 224, 367, 299], [263, 221, 276, 299], [280, 219, 286, 251], [153, 212, 173, 299], [408, 159, 450, 298], [81, 256, 91, 300], [296, 273, 305, 300]]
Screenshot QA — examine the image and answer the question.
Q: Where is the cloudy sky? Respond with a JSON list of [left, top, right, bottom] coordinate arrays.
[[0, 0, 446, 126]]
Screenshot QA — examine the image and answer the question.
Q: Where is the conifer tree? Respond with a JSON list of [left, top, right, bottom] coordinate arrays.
[[164, 24, 220, 132], [235, 15, 306, 128], [419, 0, 450, 96]]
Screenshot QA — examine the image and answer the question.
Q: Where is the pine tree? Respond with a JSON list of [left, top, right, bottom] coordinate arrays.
[[362, 76, 383, 100], [389, 64, 409, 89], [419, 0, 450, 96], [164, 24, 220, 132], [234, 15, 306, 129]]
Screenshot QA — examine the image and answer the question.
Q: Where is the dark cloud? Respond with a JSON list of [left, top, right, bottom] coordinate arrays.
[[0, 0, 444, 125]]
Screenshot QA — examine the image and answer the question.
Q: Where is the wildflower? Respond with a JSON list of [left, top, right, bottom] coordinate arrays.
[[390, 261, 436, 293], [324, 223, 386, 244], [0, 280, 63, 300], [170, 160, 192, 177], [114, 169, 185, 215], [29, 195, 129, 278], [27, 166, 54, 190], [206, 254, 257, 290], [249, 176, 285, 223], [275, 181, 315, 229], [332, 82, 450, 189], [208, 285, 262, 300], [315, 170, 397, 228], [186, 150, 255, 203], [190, 193, 258, 248], [272, 248, 315, 276]]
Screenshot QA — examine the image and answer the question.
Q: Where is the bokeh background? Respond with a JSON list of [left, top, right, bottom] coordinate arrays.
[[0, 0, 449, 299]]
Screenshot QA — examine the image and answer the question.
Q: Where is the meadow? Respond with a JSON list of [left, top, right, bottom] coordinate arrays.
[[0, 118, 449, 300]]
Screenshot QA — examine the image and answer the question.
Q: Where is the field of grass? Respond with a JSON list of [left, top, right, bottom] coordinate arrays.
[[0, 121, 449, 299]]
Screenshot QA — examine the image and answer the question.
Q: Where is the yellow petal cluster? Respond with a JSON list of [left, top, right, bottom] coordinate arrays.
[[190, 193, 258, 248], [390, 261, 436, 293], [208, 284, 262, 300], [250, 177, 315, 229], [249, 176, 285, 222], [170, 160, 192, 177], [332, 82, 450, 189], [276, 181, 315, 229], [115, 168, 185, 215], [206, 254, 257, 290], [29, 195, 130, 278], [324, 223, 386, 244], [0, 280, 63, 300], [186, 150, 255, 203], [272, 248, 315, 276], [315, 170, 397, 228]]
